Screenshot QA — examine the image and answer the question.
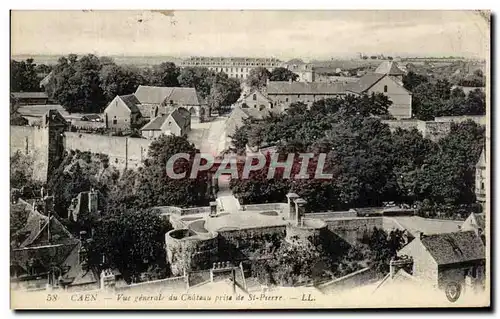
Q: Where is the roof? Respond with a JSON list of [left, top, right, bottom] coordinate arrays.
[[11, 92, 48, 99], [39, 71, 53, 87], [118, 94, 141, 113], [266, 81, 345, 95], [389, 216, 462, 237], [134, 86, 174, 105], [16, 104, 69, 118], [141, 108, 190, 131], [167, 87, 201, 105], [420, 231, 485, 265], [476, 147, 486, 167], [345, 73, 386, 94], [374, 61, 405, 76], [61, 242, 99, 286]]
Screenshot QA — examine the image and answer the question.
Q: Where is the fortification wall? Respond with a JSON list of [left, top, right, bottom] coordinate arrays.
[[241, 203, 288, 212], [10, 126, 36, 155], [286, 219, 327, 245], [316, 267, 378, 294], [165, 229, 219, 276], [434, 115, 486, 126], [218, 226, 286, 259], [64, 132, 151, 170]]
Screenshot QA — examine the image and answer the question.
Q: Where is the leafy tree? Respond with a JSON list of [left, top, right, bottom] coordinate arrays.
[[286, 102, 308, 116], [207, 72, 241, 113], [463, 89, 486, 115], [88, 208, 172, 283], [99, 64, 143, 101], [46, 54, 106, 113], [10, 151, 34, 189], [362, 228, 405, 275], [247, 67, 271, 89], [269, 67, 299, 82], [402, 71, 428, 91], [145, 62, 180, 87], [178, 66, 213, 99], [310, 98, 343, 115], [11, 58, 41, 92]]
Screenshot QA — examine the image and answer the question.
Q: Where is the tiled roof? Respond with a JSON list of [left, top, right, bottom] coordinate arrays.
[[167, 87, 201, 105], [135, 86, 174, 105], [141, 115, 169, 131], [141, 108, 190, 131], [119, 94, 141, 113], [420, 231, 485, 265], [374, 61, 405, 76], [11, 92, 48, 99], [345, 73, 386, 94], [16, 105, 68, 118], [266, 81, 346, 95]]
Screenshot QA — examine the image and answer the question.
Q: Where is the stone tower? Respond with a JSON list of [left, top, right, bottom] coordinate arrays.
[[475, 146, 487, 211], [32, 109, 68, 182]]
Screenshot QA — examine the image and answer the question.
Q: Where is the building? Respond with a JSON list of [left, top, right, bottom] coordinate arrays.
[[266, 80, 346, 111], [475, 147, 487, 210], [140, 107, 191, 139], [134, 85, 206, 121], [345, 61, 412, 119], [180, 56, 282, 80], [11, 92, 49, 106], [10, 198, 100, 292], [236, 89, 276, 112], [462, 213, 486, 244], [103, 94, 142, 130], [398, 231, 486, 291], [281, 62, 316, 82]]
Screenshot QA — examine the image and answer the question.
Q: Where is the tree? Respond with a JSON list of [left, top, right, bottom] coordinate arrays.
[[402, 71, 428, 91], [46, 54, 107, 113], [145, 62, 180, 87], [247, 67, 271, 89], [88, 209, 172, 283], [362, 228, 405, 275], [11, 58, 40, 92], [207, 72, 241, 113], [99, 64, 143, 101], [463, 89, 486, 115], [178, 67, 213, 99], [310, 98, 343, 115], [269, 67, 299, 82]]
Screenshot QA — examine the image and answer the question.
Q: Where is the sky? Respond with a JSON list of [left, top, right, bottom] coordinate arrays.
[[10, 10, 490, 60]]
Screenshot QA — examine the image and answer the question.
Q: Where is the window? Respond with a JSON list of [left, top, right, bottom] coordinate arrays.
[[298, 95, 301, 98], [241, 68, 243, 72], [253, 94, 257, 101], [384, 85, 388, 93], [286, 98, 289, 102], [170, 100, 174, 105], [254, 105, 257, 109], [270, 103, 273, 109], [112, 119, 117, 125], [481, 182, 485, 190]]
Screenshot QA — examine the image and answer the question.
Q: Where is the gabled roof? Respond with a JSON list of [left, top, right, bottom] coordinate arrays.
[[141, 115, 169, 131], [374, 61, 405, 76], [267, 81, 345, 95], [141, 108, 190, 131], [11, 92, 48, 99], [344, 73, 386, 94], [135, 86, 174, 105], [167, 87, 201, 105], [118, 94, 141, 113], [476, 147, 486, 167], [420, 231, 485, 265]]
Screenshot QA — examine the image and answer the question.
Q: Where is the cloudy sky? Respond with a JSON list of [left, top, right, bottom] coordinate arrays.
[[11, 10, 489, 59]]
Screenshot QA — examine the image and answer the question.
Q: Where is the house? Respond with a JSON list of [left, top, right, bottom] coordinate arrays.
[[266, 79, 346, 111], [346, 61, 412, 120], [10, 199, 99, 292], [475, 147, 487, 210], [140, 107, 191, 139], [11, 92, 49, 106], [226, 106, 271, 137], [237, 89, 276, 113], [461, 213, 485, 244], [103, 94, 141, 130], [134, 85, 207, 121], [398, 231, 486, 291]]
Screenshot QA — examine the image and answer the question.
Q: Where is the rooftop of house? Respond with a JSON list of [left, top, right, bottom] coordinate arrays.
[[16, 104, 69, 118], [266, 81, 346, 95], [388, 216, 463, 238], [419, 230, 485, 265], [11, 92, 48, 99], [141, 107, 190, 131], [344, 73, 386, 94], [134, 85, 202, 106], [374, 61, 405, 76], [118, 94, 141, 113]]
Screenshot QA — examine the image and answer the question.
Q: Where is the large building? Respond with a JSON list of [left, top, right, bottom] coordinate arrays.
[[345, 61, 412, 119], [180, 56, 282, 80]]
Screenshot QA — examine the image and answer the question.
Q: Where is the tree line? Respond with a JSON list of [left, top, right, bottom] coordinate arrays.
[[229, 95, 485, 218], [11, 55, 243, 114]]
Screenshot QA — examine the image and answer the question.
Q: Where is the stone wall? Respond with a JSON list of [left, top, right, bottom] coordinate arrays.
[[381, 120, 451, 142], [325, 217, 384, 245], [434, 115, 486, 126], [286, 219, 327, 245], [316, 267, 378, 294], [64, 132, 152, 170]]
